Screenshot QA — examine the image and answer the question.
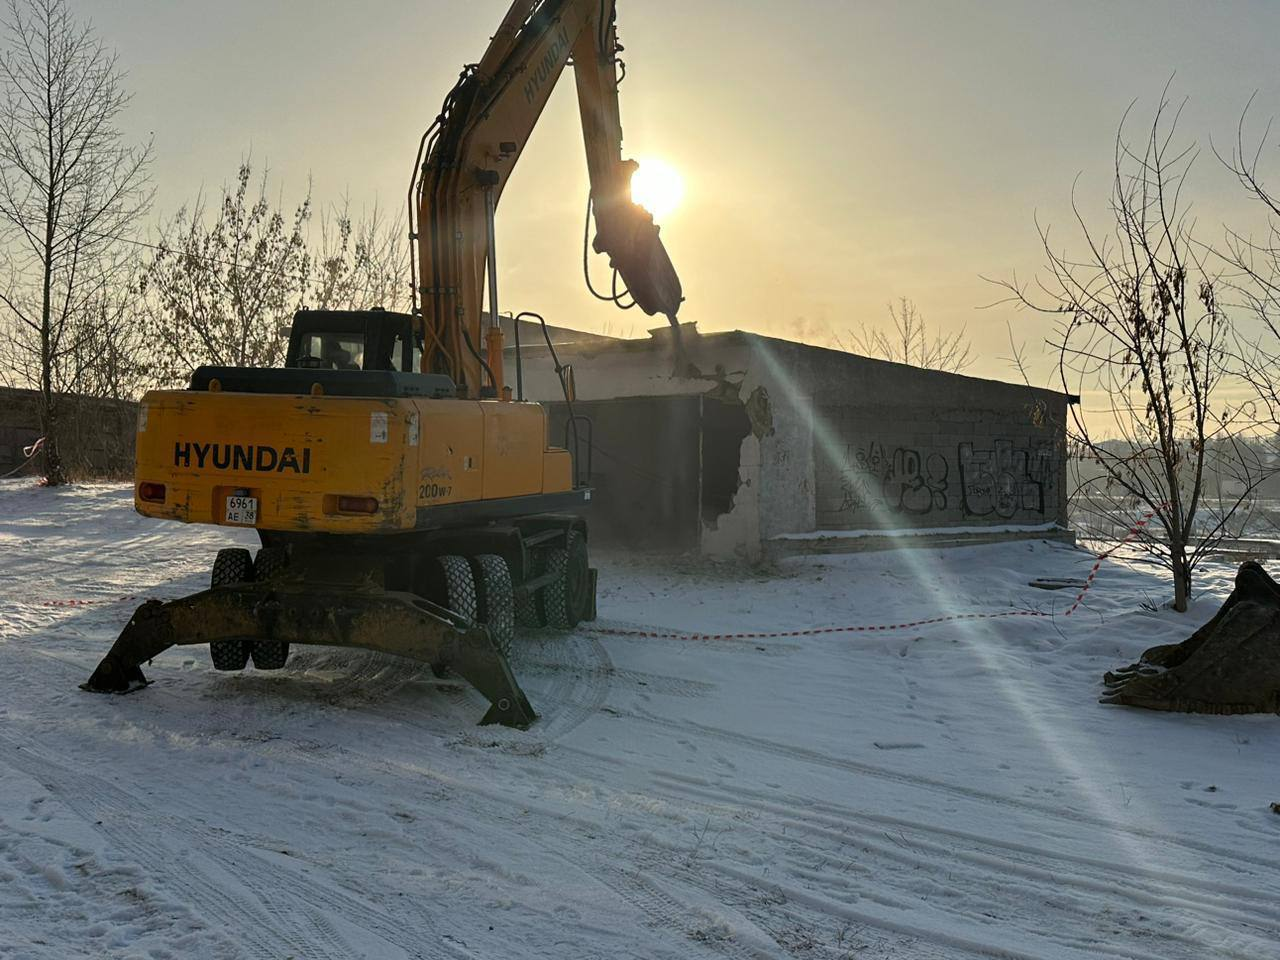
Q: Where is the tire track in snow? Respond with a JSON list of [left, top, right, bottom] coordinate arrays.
[[656, 773, 1280, 920], [204, 831, 458, 960], [416, 756, 1048, 960], [19, 642, 627, 958], [0, 736, 305, 960], [23, 640, 1078, 960], [649, 776, 1276, 960], [590, 618, 802, 658], [5, 648, 476, 958], [0, 803, 236, 959], [181, 634, 1274, 960], [510, 632, 613, 741], [263, 737, 765, 960], [473, 748, 1186, 960], [683, 857, 1093, 960], [549, 854, 766, 960], [287, 739, 1035, 960], [613, 704, 1280, 877], [33, 613, 1253, 959], [519, 658, 713, 700], [0, 731, 465, 960], [609, 668, 715, 698]]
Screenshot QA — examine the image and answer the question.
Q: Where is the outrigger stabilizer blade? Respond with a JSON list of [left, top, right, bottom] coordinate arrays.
[[82, 584, 536, 729]]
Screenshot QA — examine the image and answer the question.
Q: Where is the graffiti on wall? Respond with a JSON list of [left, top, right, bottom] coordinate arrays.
[[838, 442, 949, 516], [957, 440, 1053, 519], [833, 438, 1057, 522]]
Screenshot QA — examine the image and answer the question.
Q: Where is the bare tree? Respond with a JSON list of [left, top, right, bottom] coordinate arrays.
[[991, 93, 1260, 612], [1218, 99, 1280, 429], [1214, 101, 1280, 542], [312, 201, 409, 313], [0, 0, 151, 484], [140, 162, 313, 385], [141, 162, 411, 385], [845, 297, 974, 372], [66, 269, 151, 400]]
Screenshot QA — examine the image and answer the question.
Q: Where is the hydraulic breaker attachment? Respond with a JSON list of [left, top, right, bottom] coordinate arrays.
[[82, 584, 536, 729]]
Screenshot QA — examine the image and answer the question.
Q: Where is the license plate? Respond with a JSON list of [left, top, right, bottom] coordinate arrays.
[[225, 495, 258, 525]]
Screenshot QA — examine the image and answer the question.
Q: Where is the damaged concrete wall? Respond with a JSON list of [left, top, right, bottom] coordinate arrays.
[[516, 330, 805, 561], [509, 327, 1067, 558]]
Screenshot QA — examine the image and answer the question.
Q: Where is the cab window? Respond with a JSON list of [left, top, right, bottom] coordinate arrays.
[[389, 332, 422, 372], [295, 333, 365, 370]]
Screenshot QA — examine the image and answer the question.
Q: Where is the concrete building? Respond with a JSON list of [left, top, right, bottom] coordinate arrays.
[[509, 323, 1072, 561]]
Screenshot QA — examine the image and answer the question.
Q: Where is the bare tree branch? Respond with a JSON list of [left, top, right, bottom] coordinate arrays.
[[139, 159, 410, 386], [846, 297, 974, 373], [989, 90, 1264, 612], [0, 0, 152, 483]]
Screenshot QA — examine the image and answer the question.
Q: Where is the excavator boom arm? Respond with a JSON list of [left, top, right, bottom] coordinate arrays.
[[411, 0, 681, 395]]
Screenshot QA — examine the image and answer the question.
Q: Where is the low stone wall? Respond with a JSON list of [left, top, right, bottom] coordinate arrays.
[[0, 388, 137, 479]]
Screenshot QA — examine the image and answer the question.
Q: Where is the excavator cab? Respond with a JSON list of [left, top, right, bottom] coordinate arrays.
[[286, 309, 419, 373]]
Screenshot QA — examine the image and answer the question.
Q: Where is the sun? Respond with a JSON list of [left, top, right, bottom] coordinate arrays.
[[630, 157, 685, 222]]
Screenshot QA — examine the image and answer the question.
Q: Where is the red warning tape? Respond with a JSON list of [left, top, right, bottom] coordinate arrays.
[[1063, 506, 1162, 617], [587, 609, 1049, 642], [590, 504, 1166, 642], [38, 595, 144, 608]]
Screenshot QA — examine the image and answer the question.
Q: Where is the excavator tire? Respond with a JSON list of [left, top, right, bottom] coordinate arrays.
[[437, 555, 478, 620], [515, 550, 546, 629], [209, 548, 253, 671], [419, 555, 479, 679], [253, 546, 289, 582], [249, 547, 291, 669], [251, 638, 290, 671], [539, 531, 590, 630], [472, 554, 515, 655]]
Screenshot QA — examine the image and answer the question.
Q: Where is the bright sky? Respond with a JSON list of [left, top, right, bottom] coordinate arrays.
[[89, 0, 1280, 388]]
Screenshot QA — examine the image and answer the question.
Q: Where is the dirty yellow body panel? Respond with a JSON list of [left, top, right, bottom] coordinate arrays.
[[134, 389, 574, 533]]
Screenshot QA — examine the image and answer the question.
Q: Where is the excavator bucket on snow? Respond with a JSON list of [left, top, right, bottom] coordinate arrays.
[[83, 584, 536, 729], [1102, 560, 1280, 715]]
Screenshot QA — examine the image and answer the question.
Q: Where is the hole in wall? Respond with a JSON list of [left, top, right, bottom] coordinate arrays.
[[701, 398, 752, 526]]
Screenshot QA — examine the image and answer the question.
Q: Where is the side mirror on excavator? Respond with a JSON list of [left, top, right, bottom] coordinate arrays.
[[562, 364, 577, 403]]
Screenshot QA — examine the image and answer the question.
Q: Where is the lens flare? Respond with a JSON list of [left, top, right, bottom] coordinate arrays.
[[630, 157, 685, 221]]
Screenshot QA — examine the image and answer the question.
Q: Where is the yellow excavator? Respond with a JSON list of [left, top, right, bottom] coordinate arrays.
[[83, 0, 682, 728]]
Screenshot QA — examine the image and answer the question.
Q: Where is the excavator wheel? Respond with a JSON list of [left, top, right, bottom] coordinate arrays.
[[209, 548, 253, 671], [437, 555, 478, 620], [539, 531, 591, 630], [515, 549, 546, 629], [472, 555, 515, 655], [253, 546, 290, 582], [251, 638, 290, 671], [417, 555, 478, 678], [248, 547, 291, 669], [515, 591, 543, 629]]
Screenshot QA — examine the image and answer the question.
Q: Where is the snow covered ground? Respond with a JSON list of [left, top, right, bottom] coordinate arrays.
[[1, 480, 1277, 960]]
